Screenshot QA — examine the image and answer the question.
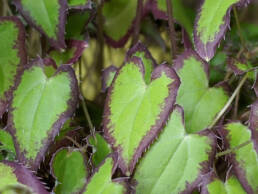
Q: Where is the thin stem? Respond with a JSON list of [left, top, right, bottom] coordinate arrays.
[[233, 87, 240, 119], [78, 59, 95, 139], [166, 0, 177, 59], [233, 7, 246, 50], [65, 136, 82, 149], [132, 0, 143, 46], [209, 74, 248, 129], [216, 140, 251, 158]]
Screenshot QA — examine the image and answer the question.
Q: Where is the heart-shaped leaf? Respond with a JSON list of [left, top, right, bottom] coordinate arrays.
[[82, 154, 126, 194], [50, 148, 88, 194], [151, 0, 194, 36], [46, 40, 88, 67], [103, 56, 180, 175], [7, 59, 78, 170], [0, 161, 48, 194], [13, 0, 67, 49], [250, 100, 258, 144], [0, 17, 26, 117], [87, 133, 112, 167], [102, 0, 148, 47], [66, 11, 91, 41], [133, 105, 216, 194], [194, 0, 249, 61], [221, 122, 258, 193], [174, 50, 228, 133], [201, 172, 246, 194], [68, 0, 92, 10]]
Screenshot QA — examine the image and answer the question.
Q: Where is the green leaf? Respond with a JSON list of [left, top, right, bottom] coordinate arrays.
[[0, 161, 48, 194], [7, 60, 78, 170], [228, 58, 255, 80], [102, 66, 118, 92], [51, 148, 88, 194], [47, 40, 88, 66], [66, 11, 91, 41], [134, 105, 216, 194], [83, 154, 126, 194], [102, 0, 143, 46], [152, 0, 194, 36], [87, 133, 112, 167], [103, 57, 180, 175], [194, 0, 247, 61], [222, 122, 258, 193], [174, 50, 228, 133], [13, 0, 67, 49], [0, 17, 26, 117], [0, 130, 16, 161], [202, 173, 246, 194], [68, 0, 91, 10]]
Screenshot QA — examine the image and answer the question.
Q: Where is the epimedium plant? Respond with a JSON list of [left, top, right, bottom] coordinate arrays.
[[0, 0, 257, 194]]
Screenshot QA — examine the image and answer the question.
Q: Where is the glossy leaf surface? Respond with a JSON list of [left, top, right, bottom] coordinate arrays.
[[134, 106, 215, 194]]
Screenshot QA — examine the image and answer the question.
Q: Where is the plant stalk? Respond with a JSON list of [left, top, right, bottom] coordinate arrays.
[[209, 73, 248, 129], [166, 0, 177, 59]]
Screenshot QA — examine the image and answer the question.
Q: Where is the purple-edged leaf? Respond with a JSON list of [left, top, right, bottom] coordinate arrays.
[[7, 59, 78, 170], [102, 66, 118, 92], [151, 0, 194, 36], [46, 40, 88, 66], [0, 17, 26, 117], [134, 105, 216, 194], [87, 133, 112, 167], [50, 148, 88, 194], [102, 0, 148, 47], [0, 161, 48, 194], [254, 74, 258, 96], [68, 0, 92, 10], [228, 58, 255, 80], [66, 11, 91, 41], [174, 50, 228, 133], [222, 122, 258, 193], [103, 57, 180, 175], [13, 0, 67, 49], [82, 154, 126, 194], [194, 0, 249, 61], [201, 172, 246, 194]]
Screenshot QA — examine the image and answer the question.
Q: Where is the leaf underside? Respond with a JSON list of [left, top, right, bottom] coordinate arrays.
[[194, 0, 245, 61], [174, 50, 228, 133], [51, 148, 88, 194], [0, 161, 48, 194], [0, 17, 26, 117], [223, 122, 258, 193], [103, 55, 180, 175], [8, 60, 78, 170], [13, 0, 67, 49], [83, 155, 126, 194], [134, 105, 215, 194]]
